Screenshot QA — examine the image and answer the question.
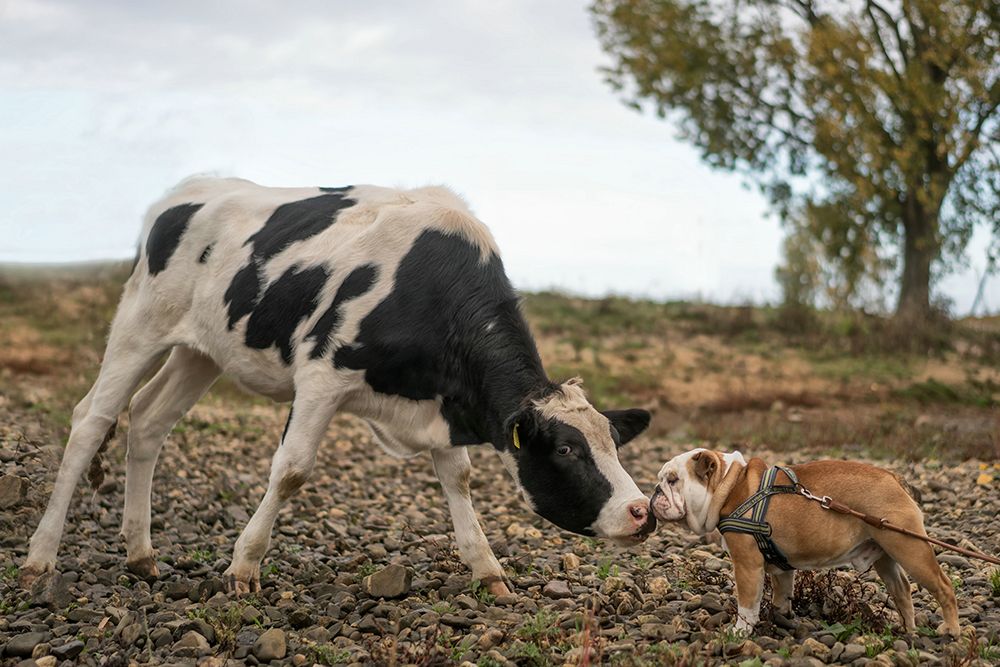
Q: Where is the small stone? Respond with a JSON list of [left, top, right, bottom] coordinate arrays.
[[29, 571, 72, 610], [561, 553, 581, 571], [4, 633, 48, 658], [35, 657, 57, 667], [292, 654, 308, 666], [252, 628, 287, 661], [440, 613, 474, 628], [801, 637, 830, 659], [647, 576, 670, 597], [542, 580, 572, 599], [120, 622, 143, 645], [173, 630, 210, 656], [840, 643, 866, 662], [49, 640, 84, 660], [479, 628, 504, 650], [0, 475, 27, 508], [704, 557, 726, 572], [453, 594, 479, 610], [363, 564, 412, 599], [288, 608, 312, 628]]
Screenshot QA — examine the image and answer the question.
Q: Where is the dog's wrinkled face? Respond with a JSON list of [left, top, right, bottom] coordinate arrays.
[[650, 448, 744, 534]]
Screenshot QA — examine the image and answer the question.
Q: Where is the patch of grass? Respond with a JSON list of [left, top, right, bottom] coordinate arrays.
[[355, 560, 377, 583], [0, 565, 18, 581], [186, 603, 245, 650], [895, 378, 998, 407], [989, 569, 1000, 598], [310, 644, 352, 665], [188, 548, 216, 564], [516, 610, 560, 642], [596, 559, 620, 580], [469, 579, 496, 605], [821, 619, 865, 643]]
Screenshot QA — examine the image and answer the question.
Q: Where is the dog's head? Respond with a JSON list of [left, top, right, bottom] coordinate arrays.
[[650, 448, 746, 534]]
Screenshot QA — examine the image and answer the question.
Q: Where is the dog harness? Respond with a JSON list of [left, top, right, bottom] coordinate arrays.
[[717, 465, 800, 570]]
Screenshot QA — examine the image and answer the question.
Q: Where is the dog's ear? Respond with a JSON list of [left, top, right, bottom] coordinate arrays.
[[692, 451, 718, 483]]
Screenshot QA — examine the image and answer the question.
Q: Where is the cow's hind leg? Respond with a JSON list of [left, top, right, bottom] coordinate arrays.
[[122, 347, 220, 579], [22, 329, 167, 585], [224, 389, 337, 594], [432, 447, 509, 596]]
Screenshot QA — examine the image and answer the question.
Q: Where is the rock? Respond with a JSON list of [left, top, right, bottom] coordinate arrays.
[[542, 580, 572, 599], [173, 630, 210, 656], [49, 640, 84, 661], [252, 628, 287, 661], [704, 557, 726, 572], [453, 594, 479, 610], [440, 614, 474, 628], [561, 553, 581, 571], [0, 475, 27, 508], [4, 633, 48, 658], [29, 572, 72, 610], [363, 564, 412, 599], [288, 608, 312, 628], [479, 628, 504, 650], [801, 637, 830, 659], [840, 643, 867, 662], [35, 658, 57, 667], [647, 576, 671, 597]]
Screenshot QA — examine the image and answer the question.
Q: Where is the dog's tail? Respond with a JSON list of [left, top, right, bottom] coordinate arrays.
[[87, 418, 118, 490], [891, 471, 922, 505]]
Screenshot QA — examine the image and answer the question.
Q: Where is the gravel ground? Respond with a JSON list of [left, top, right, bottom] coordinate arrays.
[[1, 399, 998, 666]]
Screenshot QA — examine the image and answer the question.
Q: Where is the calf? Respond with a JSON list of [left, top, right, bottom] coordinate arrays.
[[22, 177, 654, 595]]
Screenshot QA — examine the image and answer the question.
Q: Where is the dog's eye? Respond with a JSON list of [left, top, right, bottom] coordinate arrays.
[[667, 476, 678, 486], [556, 445, 572, 456]]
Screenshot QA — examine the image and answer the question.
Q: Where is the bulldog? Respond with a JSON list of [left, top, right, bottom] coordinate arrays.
[[650, 448, 960, 637]]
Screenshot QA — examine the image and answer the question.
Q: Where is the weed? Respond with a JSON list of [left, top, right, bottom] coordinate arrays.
[[0, 565, 18, 581], [596, 559, 619, 580], [261, 562, 279, 578], [310, 644, 352, 665], [356, 560, 377, 582], [988, 569, 1000, 598], [188, 548, 216, 564], [186, 603, 245, 650], [469, 579, 496, 605], [517, 610, 560, 641]]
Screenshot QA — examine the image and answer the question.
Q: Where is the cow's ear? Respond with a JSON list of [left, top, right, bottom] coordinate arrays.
[[503, 407, 539, 452], [692, 451, 718, 482], [602, 409, 651, 447]]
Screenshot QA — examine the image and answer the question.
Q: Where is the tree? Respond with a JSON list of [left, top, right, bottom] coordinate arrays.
[[592, 0, 999, 322]]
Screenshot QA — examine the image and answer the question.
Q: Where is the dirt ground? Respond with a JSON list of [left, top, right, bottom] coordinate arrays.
[[1, 266, 998, 666]]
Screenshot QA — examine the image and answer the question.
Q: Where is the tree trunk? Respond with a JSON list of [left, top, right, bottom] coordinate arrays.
[[895, 203, 936, 323]]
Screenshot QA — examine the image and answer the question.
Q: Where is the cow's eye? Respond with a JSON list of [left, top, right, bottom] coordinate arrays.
[[556, 445, 572, 456]]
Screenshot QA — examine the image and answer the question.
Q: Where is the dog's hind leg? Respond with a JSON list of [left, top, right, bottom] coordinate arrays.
[[874, 554, 914, 633], [873, 531, 959, 637]]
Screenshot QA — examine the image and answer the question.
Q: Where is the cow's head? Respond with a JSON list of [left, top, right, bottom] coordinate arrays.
[[498, 379, 654, 544]]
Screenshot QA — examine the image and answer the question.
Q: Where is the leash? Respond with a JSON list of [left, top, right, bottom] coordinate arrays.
[[796, 485, 1000, 566]]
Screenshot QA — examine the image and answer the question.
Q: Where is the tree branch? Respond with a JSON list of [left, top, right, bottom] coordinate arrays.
[[867, 0, 908, 67], [864, 1, 903, 82]]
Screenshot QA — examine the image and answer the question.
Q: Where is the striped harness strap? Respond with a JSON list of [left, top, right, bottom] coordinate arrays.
[[717, 466, 800, 571]]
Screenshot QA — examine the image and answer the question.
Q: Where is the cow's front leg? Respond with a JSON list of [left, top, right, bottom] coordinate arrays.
[[431, 447, 509, 597], [224, 392, 337, 595]]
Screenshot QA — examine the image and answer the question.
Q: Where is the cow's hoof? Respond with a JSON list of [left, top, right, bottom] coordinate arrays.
[[18, 563, 52, 590], [480, 575, 511, 598], [125, 556, 160, 581], [225, 572, 260, 596]]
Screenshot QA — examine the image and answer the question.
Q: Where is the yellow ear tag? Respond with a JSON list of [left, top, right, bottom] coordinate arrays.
[[513, 423, 521, 449]]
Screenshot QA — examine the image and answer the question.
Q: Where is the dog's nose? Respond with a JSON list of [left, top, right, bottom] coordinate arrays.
[[628, 501, 649, 521]]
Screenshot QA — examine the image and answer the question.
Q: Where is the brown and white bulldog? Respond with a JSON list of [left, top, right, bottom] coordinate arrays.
[[650, 448, 960, 637]]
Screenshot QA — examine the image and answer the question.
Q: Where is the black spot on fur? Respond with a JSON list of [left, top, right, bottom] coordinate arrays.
[[514, 420, 612, 536], [281, 406, 294, 445], [307, 264, 379, 360], [333, 230, 548, 446], [224, 192, 355, 329], [198, 244, 214, 263], [146, 203, 203, 275], [224, 263, 262, 330], [244, 265, 328, 364]]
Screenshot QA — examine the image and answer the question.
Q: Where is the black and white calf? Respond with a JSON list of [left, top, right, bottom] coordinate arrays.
[[22, 177, 654, 595]]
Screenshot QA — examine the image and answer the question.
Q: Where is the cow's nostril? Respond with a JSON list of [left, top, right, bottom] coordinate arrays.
[[629, 502, 648, 520]]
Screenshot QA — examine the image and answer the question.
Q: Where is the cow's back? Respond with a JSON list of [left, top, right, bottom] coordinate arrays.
[[124, 176, 502, 402]]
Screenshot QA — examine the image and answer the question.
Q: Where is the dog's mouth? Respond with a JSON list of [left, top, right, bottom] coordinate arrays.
[[650, 485, 685, 522]]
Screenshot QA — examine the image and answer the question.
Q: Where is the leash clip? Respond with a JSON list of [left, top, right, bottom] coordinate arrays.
[[798, 486, 832, 508]]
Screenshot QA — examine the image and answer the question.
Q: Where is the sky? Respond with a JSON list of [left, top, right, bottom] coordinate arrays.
[[0, 0, 996, 312]]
